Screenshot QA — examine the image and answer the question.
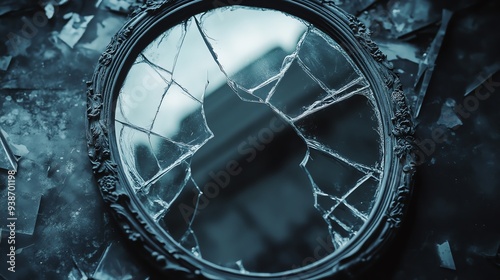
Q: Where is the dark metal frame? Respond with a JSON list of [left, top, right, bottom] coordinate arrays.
[[86, 0, 416, 279]]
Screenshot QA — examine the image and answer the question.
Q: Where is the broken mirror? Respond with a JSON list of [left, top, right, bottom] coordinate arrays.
[[87, 1, 415, 279]]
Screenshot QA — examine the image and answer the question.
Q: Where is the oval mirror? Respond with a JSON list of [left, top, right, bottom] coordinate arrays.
[[87, 0, 416, 279]]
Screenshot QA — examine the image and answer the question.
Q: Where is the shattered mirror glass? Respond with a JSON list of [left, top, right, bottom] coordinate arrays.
[[114, 6, 383, 274]]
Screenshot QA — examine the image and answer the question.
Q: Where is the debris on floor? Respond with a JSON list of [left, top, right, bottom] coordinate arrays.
[[437, 98, 463, 129], [465, 64, 500, 96], [437, 240, 457, 270], [413, 9, 454, 117], [0, 56, 12, 71], [58, 14, 95, 48], [0, 127, 18, 171]]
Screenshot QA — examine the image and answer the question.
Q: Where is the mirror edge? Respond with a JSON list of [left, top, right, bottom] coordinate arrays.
[[85, 0, 417, 279]]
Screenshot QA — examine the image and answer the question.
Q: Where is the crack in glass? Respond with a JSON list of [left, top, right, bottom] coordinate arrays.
[[115, 6, 385, 274]]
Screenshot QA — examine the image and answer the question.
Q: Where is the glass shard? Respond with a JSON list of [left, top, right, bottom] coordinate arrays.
[[159, 176, 202, 241], [344, 177, 379, 218], [0, 55, 12, 71], [146, 83, 213, 147], [437, 98, 463, 129], [232, 48, 290, 93], [142, 21, 188, 74], [327, 202, 366, 234], [268, 59, 328, 119], [291, 80, 370, 122], [115, 121, 191, 187], [58, 14, 94, 48], [0, 191, 41, 235], [437, 241, 457, 270], [115, 60, 171, 129], [250, 78, 280, 101], [387, 0, 441, 37], [464, 64, 500, 96], [174, 18, 231, 103], [413, 9, 453, 117], [180, 229, 202, 258], [136, 161, 191, 221], [297, 29, 362, 92], [295, 94, 382, 168], [303, 148, 366, 199], [0, 127, 17, 171], [195, 7, 307, 91]]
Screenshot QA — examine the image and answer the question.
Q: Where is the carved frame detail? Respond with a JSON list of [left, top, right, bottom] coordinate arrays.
[[86, 0, 416, 279]]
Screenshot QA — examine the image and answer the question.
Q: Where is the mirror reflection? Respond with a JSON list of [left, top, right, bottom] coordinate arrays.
[[114, 6, 383, 274]]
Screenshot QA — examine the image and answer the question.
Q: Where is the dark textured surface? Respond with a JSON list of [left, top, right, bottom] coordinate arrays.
[[0, 0, 499, 279]]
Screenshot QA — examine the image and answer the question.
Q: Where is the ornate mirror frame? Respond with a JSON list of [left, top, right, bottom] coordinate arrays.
[[86, 0, 416, 279]]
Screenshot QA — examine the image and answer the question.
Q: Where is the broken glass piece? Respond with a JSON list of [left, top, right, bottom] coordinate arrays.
[[115, 5, 386, 274], [0, 56, 12, 71], [327, 202, 365, 234], [291, 80, 370, 122], [142, 22, 187, 74], [315, 192, 339, 214], [413, 9, 453, 117], [159, 177, 201, 241], [68, 266, 88, 280], [194, 7, 307, 91], [387, 0, 441, 38], [80, 17, 127, 53], [304, 148, 366, 199], [437, 241, 457, 270], [93, 242, 150, 280], [268, 59, 328, 118], [0, 191, 41, 235], [170, 18, 238, 107], [136, 161, 190, 221], [437, 98, 463, 129], [44, 3, 55, 19], [267, 28, 370, 121], [67, 258, 89, 280], [235, 260, 248, 274], [117, 58, 214, 147], [180, 228, 202, 258], [465, 64, 500, 96], [115, 121, 191, 187], [296, 30, 363, 93], [251, 78, 279, 101], [376, 40, 421, 64], [16, 192, 41, 235], [311, 173, 374, 239], [0, 127, 17, 171], [58, 14, 95, 48], [115, 59, 172, 129], [344, 177, 379, 218], [232, 48, 289, 94], [145, 83, 213, 146], [295, 94, 382, 168]]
